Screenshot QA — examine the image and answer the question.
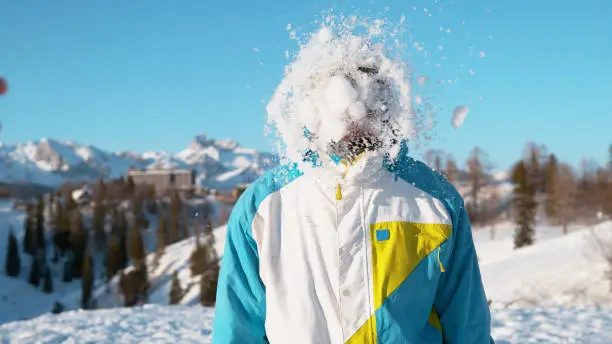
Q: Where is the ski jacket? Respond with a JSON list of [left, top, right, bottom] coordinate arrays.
[[212, 149, 494, 344]]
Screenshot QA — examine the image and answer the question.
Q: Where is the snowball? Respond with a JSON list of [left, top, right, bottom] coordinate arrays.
[[323, 75, 359, 115], [266, 16, 421, 170], [417, 75, 429, 85], [315, 26, 335, 43], [451, 106, 469, 128]]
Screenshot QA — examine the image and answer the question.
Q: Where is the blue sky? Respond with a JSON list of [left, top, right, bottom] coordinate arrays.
[[0, 0, 610, 171]]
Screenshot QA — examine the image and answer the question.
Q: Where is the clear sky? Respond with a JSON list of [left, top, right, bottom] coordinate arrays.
[[0, 0, 610, 171]]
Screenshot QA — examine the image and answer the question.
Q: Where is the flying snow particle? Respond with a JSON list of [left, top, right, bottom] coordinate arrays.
[[285, 50, 290, 59], [468, 69, 475, 76], [417, 75, 430, 85], [451, 106, 469, 128], [286, 24, 292, 30], [412, 6, 417, 10], [253, 48, 260, 53], [479, 51, 486, 58], [414, 95, 422, 105]]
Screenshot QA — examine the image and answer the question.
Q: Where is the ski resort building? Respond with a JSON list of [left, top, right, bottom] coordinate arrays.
[[127, 169, 197, 195]]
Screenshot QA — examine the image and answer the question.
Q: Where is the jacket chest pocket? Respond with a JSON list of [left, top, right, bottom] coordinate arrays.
[[369, 221, 452, 309]]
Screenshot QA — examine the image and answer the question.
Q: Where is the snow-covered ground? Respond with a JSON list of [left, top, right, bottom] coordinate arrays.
[[0, 197, 227, 324], [2, 197, 612, 342], [0, 305, 214, 343], [1, 303, 611, 343]]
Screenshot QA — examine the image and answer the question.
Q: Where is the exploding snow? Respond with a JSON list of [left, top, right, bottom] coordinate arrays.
[[451, 105, 469, 128], [266, 15, 418, 173]]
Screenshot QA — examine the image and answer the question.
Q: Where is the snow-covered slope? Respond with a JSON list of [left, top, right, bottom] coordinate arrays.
[[475, 221, 612, 306], [2, 303, 611, 343], [94, 224, 227, 309], [3, 192, 612, 342], [0, 134, 276, 191], [0, 197, 227, 324], [0, 305, 215, 343]]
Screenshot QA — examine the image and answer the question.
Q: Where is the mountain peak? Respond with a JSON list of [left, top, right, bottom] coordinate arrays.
[[0, 134, 276, 192], [190, 134, 216, 149]]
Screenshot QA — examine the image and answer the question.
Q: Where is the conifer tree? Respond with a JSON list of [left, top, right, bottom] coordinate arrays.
[[92, 178, 107, 252], [199, 260, 219, 307], [528, 145, 542, 192], [170, 190, 182, 243], [154, 212, 167, 268], [28, 257, 40, 287], [129, 222, 146, 266], [132, 194, 143, 222], [35, 195, 46, 257], [545, 154, 560, 222], [199, 221, 220, 307], [512, 160, 537, 249], [23, 204, 36, 256], [42, 266, 54, 293], [106, 233, 121, 282], [52, 198, 71, 257], [63, 257, 72, 283], [81, 249, 94, 309], [117, 211, 129, 270], [189, 222, 208, 277], [169, 270, 183, 305], [126, 218, 149, 305], [5, 229, 20, 277], [70, 211, 88, 278]]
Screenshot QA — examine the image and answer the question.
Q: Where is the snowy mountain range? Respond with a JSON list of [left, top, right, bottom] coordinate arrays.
[[0, 134, 277, 192]]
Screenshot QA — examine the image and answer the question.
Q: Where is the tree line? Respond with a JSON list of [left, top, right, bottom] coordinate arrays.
[[426, 143, 612, 249], [4, 175, 220, 313]]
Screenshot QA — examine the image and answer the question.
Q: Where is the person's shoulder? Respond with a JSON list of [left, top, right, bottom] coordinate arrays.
[[234, 163, 304, 215], [385, 155, 463, 212]]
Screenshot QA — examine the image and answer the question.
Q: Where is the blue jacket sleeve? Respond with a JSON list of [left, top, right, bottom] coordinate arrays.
[[434, 204, 494, 343], [212, 205, 267, 344]]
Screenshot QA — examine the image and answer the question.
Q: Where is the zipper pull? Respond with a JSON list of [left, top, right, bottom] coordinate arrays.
[[335, 183, 343, 201], [437, 247, 445, 273]]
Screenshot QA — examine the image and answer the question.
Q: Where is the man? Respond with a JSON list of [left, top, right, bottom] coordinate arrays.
[[212, 61, 493, 342]]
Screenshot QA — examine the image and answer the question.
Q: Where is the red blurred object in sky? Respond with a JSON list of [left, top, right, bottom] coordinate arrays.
[[0, 77, 7, 95]]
